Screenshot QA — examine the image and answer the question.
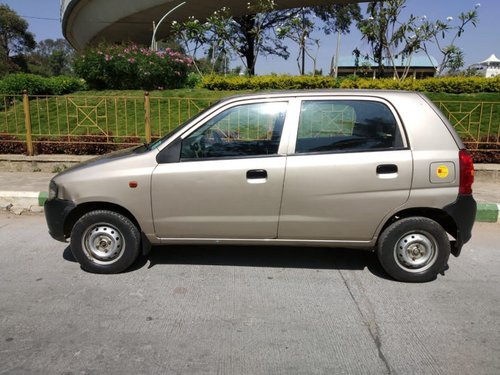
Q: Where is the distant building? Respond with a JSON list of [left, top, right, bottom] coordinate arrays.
[[336, 54, 438, 79], [469, 54, 500, 78]]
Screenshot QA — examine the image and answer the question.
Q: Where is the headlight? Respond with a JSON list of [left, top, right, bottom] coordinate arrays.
[[48, 180, 58, 201]]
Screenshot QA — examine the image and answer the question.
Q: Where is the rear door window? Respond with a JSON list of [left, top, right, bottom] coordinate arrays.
[[295, 100, 404, 154]]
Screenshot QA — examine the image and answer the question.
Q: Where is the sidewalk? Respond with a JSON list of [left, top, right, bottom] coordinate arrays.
[[0, 159, 499, 222]]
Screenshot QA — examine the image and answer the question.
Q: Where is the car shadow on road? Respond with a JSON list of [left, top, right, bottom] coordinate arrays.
[[63, 244, 391, 280], [143, 245, 391, 279]]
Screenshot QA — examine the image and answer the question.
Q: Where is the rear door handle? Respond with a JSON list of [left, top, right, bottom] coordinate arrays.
[[246, 169, 268, 179], [377, 164, 398, 174]]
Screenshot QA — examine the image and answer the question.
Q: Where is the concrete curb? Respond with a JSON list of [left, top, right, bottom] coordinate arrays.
[[0, 191, 48, 215], [0, 190, 499, 223]]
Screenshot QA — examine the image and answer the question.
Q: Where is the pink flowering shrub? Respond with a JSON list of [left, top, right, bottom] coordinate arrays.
[[73, 43, 192, 90]]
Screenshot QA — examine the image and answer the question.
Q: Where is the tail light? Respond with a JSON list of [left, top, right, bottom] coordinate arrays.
[[459, 149, 474, 195]]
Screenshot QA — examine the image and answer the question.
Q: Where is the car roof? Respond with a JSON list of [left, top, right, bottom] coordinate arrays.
[[217, 89, 420, 104]]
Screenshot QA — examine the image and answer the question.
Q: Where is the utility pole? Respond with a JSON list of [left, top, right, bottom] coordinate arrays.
[[333, 31, 341, 79]]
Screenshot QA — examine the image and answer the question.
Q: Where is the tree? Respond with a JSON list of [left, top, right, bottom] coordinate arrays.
[[315, 3, 362, 35], [276, 8, 318, 75], [277, 4, 361, 76], [28, 38, 75, 76], [313, 3, 362, 77], [416, 5, 479, 76], [172, 1, 296, 76], [358, 1, 480, 79], [0, 4, 36, 76], [207, 1, 296, 76], [171, 17, 210, 76], [358, 0, 407, 78]]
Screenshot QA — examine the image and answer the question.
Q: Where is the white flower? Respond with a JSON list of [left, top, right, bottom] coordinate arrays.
[[475, 3, 481, 8], [421, 15, 427, 20], [446, 16, 453, 21], [368, 16, 374, 21]]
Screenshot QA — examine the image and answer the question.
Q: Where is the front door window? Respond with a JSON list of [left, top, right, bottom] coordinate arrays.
[[181, 102, 288, 159]]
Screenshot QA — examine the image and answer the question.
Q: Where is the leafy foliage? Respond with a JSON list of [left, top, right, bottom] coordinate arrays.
[[0, 134, 143, 155], [275, 4, 361, 76], [172, 1, 295, 77], [0, 73, 85, 95], [0, 4, 36, 76], [357, 1, 480, 79], [73, 44, 192, 90], [202, 75, 500, 94], [202, 75, 339, 90], [28, 38, 75, 77]]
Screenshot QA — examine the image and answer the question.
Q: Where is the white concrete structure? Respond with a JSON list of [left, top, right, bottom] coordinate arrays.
[[61, 0, 365, 50], [472, 54, 500, 78]]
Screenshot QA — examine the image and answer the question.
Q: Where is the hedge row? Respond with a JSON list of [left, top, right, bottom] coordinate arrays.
[[202, 75, 339, 91], [0, 135, 148, 155], [202, 75, 500, 94], [0, 74, 86, 95]]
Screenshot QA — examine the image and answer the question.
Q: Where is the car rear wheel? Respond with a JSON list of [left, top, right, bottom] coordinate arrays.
[[377, 217, 450, 282], [70, 210, 141, 274]]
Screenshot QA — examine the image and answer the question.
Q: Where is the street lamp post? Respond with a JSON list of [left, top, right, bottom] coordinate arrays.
[[150, 1, 187, 51], [333, 31, 341, 79]]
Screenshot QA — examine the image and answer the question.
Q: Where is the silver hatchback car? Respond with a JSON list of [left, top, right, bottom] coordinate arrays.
[[45, 90, 476, 282]]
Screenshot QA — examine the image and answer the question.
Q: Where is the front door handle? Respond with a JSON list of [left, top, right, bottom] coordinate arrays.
[[377, 164, 398, 174], [247, 169, 268, 179]]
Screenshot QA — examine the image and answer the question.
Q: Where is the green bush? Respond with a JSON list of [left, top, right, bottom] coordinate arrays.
[[339, 76, 500, 93], [47, 76, 86, 95], [73, 43, 192, 90], [202, 75, 340, 91], [0, 73, 85, 95], [186, 73, 202, 88], [0, 73, 49, 95], [202, 75, 500, 94]]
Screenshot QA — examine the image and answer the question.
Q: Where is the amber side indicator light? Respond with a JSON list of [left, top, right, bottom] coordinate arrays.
[[129, 181, 138, 188]]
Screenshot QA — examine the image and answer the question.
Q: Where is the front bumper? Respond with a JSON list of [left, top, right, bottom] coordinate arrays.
[[444, 194, 477, 257], [44, 199, 76, 242]]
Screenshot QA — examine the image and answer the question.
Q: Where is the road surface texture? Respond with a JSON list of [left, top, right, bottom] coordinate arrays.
[[0, 214, 499, 375]]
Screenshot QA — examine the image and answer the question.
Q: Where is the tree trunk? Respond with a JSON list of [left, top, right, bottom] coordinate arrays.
[[235, 15, 257, 76]]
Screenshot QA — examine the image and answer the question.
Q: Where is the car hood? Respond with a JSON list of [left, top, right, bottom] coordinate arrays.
[[54, 145, 153, 178]]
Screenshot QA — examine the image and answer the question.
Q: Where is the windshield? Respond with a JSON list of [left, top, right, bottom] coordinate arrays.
[[148, 101, 221, 149]]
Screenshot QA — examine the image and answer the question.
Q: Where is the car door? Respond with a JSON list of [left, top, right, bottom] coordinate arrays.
[[152, 100, 289, 239], [278, 97, 413, 241]]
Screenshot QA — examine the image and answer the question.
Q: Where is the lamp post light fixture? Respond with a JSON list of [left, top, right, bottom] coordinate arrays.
[[150, 1, 187, 51]]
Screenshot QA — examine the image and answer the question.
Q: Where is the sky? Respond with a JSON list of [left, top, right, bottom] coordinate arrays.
[[2, 0, 498, 75]]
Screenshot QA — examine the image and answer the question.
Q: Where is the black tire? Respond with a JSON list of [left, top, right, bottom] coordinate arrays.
[[70, 210, 141, 274], [377, 217, 450, 282]]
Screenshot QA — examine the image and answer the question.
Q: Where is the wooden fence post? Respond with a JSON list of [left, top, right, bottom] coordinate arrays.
[[144, 91, 151, 143], [23, 90, 34, 156]]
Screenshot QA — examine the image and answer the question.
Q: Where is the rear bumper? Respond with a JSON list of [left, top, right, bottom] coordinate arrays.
[[444, 194, 477, 257], [44, 199, 76, 242]]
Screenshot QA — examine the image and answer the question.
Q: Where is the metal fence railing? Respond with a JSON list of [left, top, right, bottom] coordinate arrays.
[[435, 101, 499, 151], [1, 92, 498, 155], [0, 92, 215, 154]]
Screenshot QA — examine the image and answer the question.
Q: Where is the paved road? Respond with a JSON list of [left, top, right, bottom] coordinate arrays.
[[0, 214, 499, 375]]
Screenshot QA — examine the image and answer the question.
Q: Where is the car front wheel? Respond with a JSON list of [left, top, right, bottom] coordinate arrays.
[[70, 210, 141, 274], [377, 217, 450, 282]]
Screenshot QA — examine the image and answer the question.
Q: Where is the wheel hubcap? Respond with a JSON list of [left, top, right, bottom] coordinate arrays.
[[82, 223, 125, 264], [394, 232, 437, 272]]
